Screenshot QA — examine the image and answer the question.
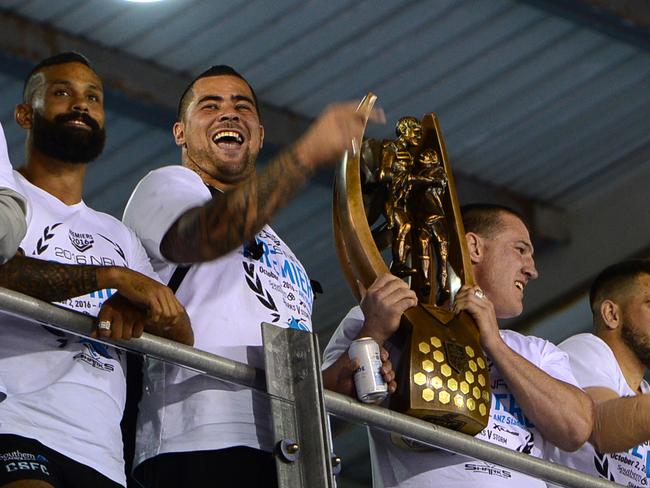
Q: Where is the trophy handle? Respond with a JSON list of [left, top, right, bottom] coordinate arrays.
[[333, 92, 388, 302]]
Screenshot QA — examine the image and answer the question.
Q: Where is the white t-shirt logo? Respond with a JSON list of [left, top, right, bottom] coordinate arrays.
[[68, 229, 94, 252], [34, 223, 62, 255]]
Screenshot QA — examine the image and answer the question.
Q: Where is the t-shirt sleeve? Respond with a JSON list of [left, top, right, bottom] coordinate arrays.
[[537, 340, 581, 388], [0, 122, 18, 192], [559, 335, 618, 390], [122, 166, 211, 263], [125, 227, 162, 283], [322, 306, 365, 370], [502, 330, 581, 387], [0, 122, 28, 263], [0, 188, 28, 264]]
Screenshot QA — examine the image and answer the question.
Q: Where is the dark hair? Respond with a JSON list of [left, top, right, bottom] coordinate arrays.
[[589, 259, 650, 314], [177, 65, 259, 120], [23, 52, 94, 103], [461, 203, 528, 238]]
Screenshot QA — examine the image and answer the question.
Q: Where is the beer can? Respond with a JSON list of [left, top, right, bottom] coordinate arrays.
[[349, 337, 388, 403]]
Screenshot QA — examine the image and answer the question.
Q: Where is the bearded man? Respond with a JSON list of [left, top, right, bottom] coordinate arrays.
[[0, 52, 191, 488], [548, 260, 650, 487]]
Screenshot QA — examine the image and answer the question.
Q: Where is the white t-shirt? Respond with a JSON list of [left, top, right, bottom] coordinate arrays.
[[547, 333, 650, 487], [323, 306, 580, 488], [123, 165, 313, 467], [0, 172, 159, 486], [0, 122, 28, 262]]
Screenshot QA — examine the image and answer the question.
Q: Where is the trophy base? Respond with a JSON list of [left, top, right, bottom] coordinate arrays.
[[390, 304, 491, 436]]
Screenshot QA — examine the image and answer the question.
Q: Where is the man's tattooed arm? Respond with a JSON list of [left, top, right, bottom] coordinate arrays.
[[161, 149, 310, 263], [0, 255, 100, 302], [0, 257, 179, 318]]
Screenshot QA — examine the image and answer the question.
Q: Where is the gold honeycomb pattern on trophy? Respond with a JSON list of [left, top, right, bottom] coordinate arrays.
[[454, 394, 464, 408], [439, 391, 450, 404], [414, 335, 491, 419]]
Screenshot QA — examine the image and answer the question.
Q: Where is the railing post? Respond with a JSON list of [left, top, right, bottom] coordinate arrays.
[[262, 322, 335, 487]]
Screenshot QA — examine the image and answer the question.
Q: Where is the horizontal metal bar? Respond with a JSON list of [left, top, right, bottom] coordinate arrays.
[[323, 391, 616, 488], [0, 287, 616, 487], [0, 287, 265, 391]]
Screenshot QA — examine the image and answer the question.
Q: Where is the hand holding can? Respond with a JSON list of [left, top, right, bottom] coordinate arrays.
[[349, 337, 388, 403]]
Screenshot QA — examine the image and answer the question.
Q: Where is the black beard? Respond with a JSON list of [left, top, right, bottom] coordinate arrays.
[[32, 110, 105, 164], [621, 320, 650, 369]]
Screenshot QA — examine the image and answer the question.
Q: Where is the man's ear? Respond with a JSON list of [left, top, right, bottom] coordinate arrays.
[[259, 124, 265, 150], [465, 232, 482, 264], [172, 121, 185, 147], [600, 299, 622, 331], [15, 104, 33, 129]]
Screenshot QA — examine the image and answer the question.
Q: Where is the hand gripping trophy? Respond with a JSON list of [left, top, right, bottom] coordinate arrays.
[[333, 94, 491, 435]]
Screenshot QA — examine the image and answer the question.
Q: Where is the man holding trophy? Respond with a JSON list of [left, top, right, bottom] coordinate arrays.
[[324, 107, 593, 487]]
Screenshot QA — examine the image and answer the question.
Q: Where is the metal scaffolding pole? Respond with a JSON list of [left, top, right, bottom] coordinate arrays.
[[0, 287, 618, 488]]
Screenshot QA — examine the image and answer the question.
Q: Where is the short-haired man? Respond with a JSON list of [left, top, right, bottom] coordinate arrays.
[[547, 260, 650, 487], [323, 204, 594, 487], [0, 52, 192, 488], [123, 65, 383, 486]]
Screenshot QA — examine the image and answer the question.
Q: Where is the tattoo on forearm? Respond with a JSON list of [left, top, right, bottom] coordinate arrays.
[[0, 256, 99, 302], [161, 148, 310, 262]]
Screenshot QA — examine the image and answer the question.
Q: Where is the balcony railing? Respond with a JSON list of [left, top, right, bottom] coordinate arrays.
[[0, 287, 617, 488]]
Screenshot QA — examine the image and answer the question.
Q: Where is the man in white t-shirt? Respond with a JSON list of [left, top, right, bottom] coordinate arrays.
[[547, 260, 650, 487], [0, 52, 192, 488], [123, 65, 384, 487], [322, 204, 595, 487], [0, 121, 28, 263]]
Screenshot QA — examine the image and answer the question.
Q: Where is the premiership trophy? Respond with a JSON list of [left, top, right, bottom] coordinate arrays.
[[333, 94, 491, 436]]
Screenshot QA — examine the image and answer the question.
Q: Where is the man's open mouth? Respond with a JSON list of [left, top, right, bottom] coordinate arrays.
[[212, 130, 244, 146], [65, 119, 91, 130]]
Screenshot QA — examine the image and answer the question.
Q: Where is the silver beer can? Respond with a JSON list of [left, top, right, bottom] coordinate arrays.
[[349, 337, 388, 403]]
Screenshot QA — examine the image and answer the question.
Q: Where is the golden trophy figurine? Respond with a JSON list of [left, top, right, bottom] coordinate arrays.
[[411, 148, 449, 303], [333, 94, 491, 436], [379, 116, 422, 278]]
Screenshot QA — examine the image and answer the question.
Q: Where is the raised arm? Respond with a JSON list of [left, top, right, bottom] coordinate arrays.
[[161, 102, 384, 263]]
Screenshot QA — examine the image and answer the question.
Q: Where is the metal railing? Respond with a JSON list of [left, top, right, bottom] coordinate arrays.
[[0, 287, 617, 488]]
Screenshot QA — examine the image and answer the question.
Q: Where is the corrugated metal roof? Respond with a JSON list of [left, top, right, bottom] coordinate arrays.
[[3, 0, 648, 210]]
